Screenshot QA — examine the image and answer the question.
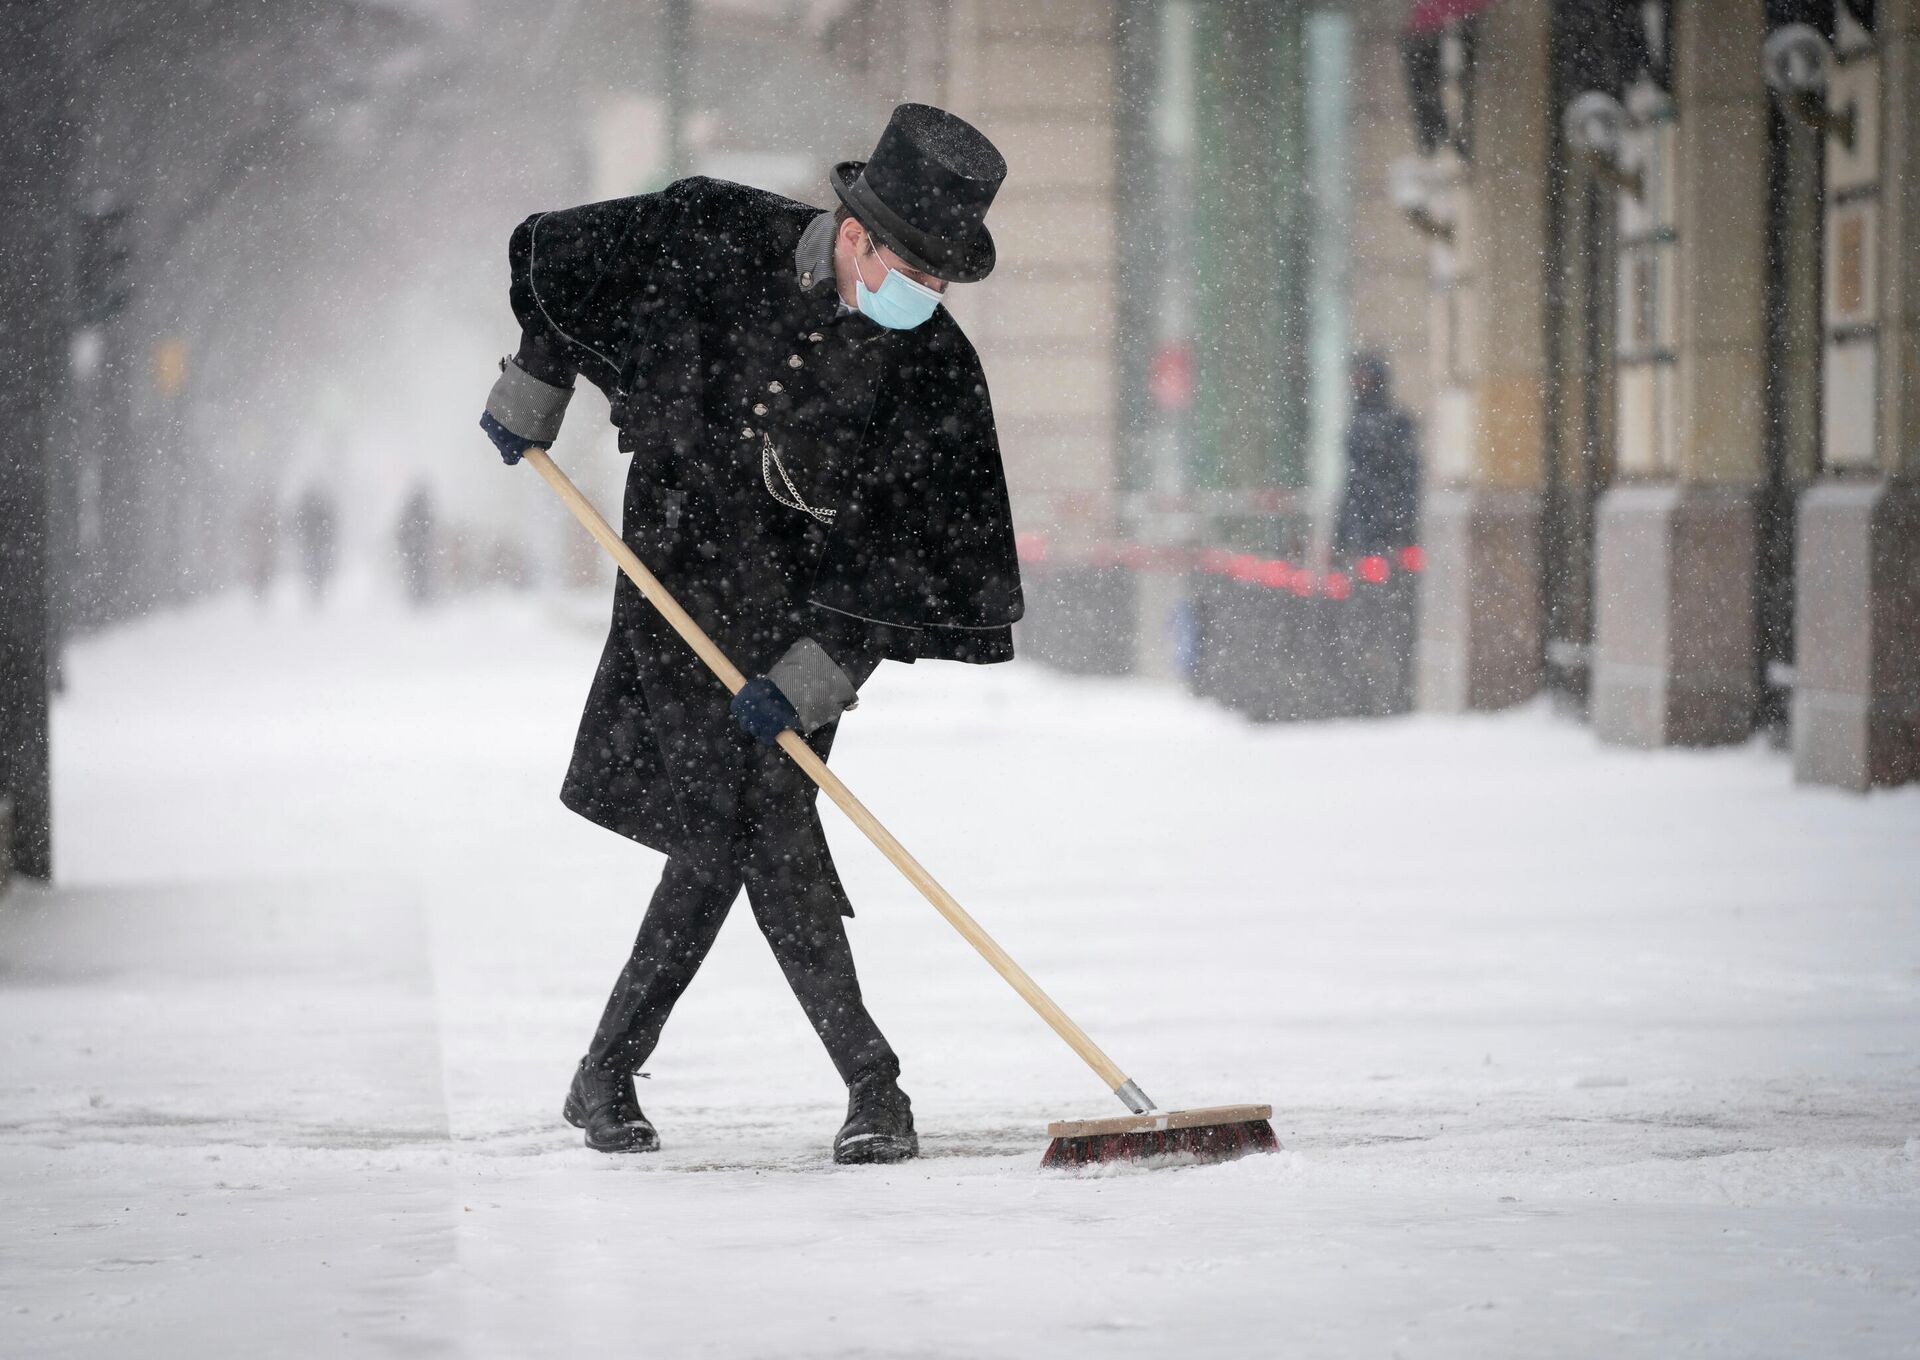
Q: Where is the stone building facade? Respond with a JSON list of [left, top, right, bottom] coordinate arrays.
[[858, 0, 1915, 789]]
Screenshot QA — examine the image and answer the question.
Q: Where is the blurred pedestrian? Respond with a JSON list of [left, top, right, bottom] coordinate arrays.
[[293, 485, 337, 605], [394, 484, 436, 607], [1333, 353, 1421, 557]]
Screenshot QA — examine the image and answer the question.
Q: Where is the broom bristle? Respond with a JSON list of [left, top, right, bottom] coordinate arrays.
[[1040, 1117, 1279, 1169]]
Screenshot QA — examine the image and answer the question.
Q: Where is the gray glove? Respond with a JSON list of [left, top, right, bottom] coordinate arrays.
[[765, 637, 861, 733], [481, 356, 573, 465]]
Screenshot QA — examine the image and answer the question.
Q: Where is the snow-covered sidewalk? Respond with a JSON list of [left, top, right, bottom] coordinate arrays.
[[5, 589, 1918, 1357]]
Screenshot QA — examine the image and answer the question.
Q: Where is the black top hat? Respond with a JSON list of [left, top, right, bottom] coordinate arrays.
[[832, 103, 1006, 285]]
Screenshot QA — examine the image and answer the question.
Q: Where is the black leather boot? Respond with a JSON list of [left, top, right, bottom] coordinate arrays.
[[563, 1059, 660, 1154], [833, 1072, 918, 1165]]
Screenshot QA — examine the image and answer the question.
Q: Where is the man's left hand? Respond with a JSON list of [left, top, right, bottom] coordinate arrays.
[[730, 677, 801, 747]]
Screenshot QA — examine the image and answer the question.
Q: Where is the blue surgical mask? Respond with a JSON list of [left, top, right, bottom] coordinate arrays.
[[854, 239, 944, 330]]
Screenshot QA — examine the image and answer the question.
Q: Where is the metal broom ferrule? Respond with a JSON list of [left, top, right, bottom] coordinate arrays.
[[1114, 1079, 1157, 1114]]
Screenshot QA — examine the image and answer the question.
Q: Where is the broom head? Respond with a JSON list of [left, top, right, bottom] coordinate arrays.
[[1041, 1103, 1278, 1169]]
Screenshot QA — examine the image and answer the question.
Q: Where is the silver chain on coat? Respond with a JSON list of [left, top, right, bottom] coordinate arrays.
[[761, 433, 836, 525]]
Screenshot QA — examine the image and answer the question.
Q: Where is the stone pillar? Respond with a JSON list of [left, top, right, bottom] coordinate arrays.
[[1794, 483, 1920, 788], [1591, 0, 1770, 747], [940, 0, 1121, 551], [1420, 488, 1544, 709], [1415, 5, 1550, 712], [1793, 0, 1920, 789]]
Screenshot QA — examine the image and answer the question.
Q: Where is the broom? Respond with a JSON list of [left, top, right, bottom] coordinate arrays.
[[524, 447, 1278, 1169]]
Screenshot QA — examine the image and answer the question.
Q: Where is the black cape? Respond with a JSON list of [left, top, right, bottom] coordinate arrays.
[[502, 177, 1023, 910]]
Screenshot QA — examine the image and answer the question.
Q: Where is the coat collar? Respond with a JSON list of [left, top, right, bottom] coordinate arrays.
[[795, 209, 893, 345], [794, 210, 838, 297]]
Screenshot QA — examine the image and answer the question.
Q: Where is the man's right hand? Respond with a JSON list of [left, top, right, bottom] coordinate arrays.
[[730, 677, 803, 747]]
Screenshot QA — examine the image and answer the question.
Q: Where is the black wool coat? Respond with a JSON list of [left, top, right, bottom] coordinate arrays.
[[1333, 397, 1421, 556], [503, 177, 1023, 911]]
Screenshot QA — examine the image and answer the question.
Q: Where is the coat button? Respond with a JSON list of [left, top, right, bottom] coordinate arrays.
[[808, 331, 824, 342], [788, 354, 803, 368], [753, 403, 768, 416], [768, 380, 783, 394], [741, 425, 754, 438]]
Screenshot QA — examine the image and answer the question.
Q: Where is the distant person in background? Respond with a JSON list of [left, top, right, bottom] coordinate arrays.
[[395, 485, 436, 607], [243, 491, 279, 603], [1333, 353, 1421, 557], [293, 485, 337, 605]]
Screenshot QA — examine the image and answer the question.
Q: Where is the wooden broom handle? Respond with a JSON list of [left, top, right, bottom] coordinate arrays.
[[523, 447, 1134, 1095]]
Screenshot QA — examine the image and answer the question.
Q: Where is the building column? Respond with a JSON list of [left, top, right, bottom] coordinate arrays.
[[1793, 0, 1920, 789], [1794, 482, 1920, 787], [941, 0, 1121, 551], [1415, 5, 1550, 712], [938, 0, 1124, 669], [1591, 0, 1770, 747]]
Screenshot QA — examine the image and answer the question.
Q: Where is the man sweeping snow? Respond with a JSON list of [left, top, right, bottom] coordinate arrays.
[[478, 104, 1022, 1163]]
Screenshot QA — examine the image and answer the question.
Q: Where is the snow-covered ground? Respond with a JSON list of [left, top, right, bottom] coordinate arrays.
[[5, 587, 1918, 1357]]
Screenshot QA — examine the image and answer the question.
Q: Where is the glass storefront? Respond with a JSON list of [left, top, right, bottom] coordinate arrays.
[[1117, 0, 1355, 559]]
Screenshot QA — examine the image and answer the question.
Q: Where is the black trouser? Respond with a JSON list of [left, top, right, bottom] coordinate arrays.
[[583, 834, 900, 1088]]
